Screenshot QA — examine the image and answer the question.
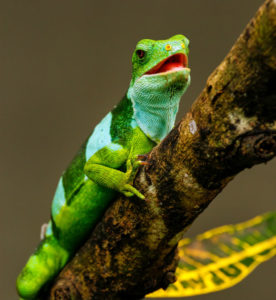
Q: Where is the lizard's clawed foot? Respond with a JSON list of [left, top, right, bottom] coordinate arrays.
[[121, 155, 147, 199]]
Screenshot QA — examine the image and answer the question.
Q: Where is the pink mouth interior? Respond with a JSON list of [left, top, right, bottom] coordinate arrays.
[[146, 53, 188, 75]]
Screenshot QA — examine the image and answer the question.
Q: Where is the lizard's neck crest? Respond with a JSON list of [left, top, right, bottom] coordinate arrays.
[[127, 70, 190, 142]]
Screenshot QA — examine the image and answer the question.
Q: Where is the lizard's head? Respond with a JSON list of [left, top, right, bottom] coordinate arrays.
[[128, 34, 190, 90], [127, 35, 191, 142]]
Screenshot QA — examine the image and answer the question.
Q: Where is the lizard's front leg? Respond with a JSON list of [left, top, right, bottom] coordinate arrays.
[[84, 143, 145, 199]]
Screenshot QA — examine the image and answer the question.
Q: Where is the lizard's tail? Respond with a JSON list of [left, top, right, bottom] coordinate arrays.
[[16, 234, 69, 299]]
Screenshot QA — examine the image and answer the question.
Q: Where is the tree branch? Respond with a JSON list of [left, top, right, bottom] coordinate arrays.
[[44, 0, 276, 299]]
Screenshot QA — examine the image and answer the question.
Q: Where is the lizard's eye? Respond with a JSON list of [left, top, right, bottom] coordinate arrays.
[[136, 49, 145, 59]]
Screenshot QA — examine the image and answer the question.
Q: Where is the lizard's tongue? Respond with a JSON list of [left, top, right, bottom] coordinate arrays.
[[158, 61, 184, 73]]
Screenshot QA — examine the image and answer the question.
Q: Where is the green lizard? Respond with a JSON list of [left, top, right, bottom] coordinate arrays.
[[16, 34, 191, 299]]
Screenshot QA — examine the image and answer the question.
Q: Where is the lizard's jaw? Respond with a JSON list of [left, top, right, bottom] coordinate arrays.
[[145, 53, 188, 76]]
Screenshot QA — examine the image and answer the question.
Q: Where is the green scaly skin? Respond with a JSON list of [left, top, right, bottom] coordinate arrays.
[[16, 34, 191, 299]]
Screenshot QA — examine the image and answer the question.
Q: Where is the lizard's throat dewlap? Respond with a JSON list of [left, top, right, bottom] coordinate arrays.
[[128, 70, 190, 142]]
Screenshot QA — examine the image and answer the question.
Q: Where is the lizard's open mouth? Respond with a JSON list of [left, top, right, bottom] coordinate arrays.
[[145, 53, 188, 75]]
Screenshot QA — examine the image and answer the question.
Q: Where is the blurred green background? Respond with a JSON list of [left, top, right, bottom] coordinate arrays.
[[1, 0, 275, 299]]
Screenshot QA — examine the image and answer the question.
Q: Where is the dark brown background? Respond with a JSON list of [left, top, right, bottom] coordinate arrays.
[[1, 1, 275, 299]]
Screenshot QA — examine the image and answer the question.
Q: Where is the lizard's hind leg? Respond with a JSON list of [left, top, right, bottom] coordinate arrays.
[[16, 234, 69, 299]]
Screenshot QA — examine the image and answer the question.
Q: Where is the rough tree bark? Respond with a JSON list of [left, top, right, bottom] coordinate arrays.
[[43, 0, 276, 299]]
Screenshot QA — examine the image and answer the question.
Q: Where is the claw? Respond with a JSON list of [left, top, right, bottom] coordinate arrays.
[[137, 154, 148, 161], [137, 154, 149, 166]]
